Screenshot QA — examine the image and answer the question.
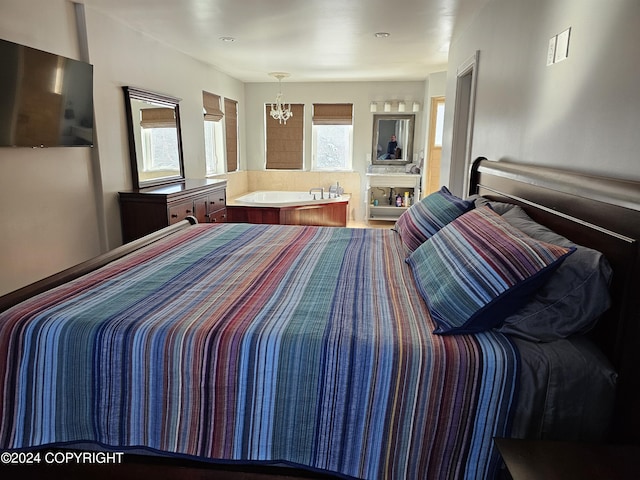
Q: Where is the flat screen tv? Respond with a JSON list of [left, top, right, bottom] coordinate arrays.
[[0, 38, 94, 147]]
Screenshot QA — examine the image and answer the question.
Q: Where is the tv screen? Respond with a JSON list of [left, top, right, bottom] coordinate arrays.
[[0, 38, 94, 147]]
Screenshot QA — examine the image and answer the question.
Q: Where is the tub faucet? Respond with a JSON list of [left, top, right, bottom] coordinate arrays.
[[329, 182, 344, 198], [309, 187, 324, 199]]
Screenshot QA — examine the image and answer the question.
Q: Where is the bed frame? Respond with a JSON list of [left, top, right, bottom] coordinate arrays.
[[470, 157, 640, 443], [0, 217, 198, 313], [0, 159, 638, 479]]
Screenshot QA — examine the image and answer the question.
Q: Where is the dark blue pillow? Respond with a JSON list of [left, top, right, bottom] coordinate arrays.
[[394, 186, 473, 253]]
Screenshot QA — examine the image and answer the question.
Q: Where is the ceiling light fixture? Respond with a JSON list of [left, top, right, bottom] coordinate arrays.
[[268, 72, 293, 124], [374, 32, 391, 38], [219, 36, 235, 42]]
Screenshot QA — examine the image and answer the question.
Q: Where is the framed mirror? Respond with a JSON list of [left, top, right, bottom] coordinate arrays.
[[122, 86, 185, 189], [372, 114, 415, 165]]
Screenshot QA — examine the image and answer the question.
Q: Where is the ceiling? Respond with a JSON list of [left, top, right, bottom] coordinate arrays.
[[80, 0, 485, 83]]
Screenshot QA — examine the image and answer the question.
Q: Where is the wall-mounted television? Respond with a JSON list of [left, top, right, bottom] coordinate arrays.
[[0, 38, 94, 147]]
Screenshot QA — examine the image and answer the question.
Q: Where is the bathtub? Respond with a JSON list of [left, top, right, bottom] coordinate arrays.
[[230, 190, 349, 207], [227, 191, 351, 226]]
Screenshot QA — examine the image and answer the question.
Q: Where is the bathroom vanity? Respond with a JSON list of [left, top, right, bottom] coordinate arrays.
[[365, 172, 422, 222]]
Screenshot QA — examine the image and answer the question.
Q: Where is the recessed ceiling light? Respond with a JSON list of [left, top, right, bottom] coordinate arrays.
[[219, 36, 236, 42], [374, 32, 390, 38]]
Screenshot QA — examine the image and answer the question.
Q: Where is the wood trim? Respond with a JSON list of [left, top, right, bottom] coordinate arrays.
[[227, 201, 348, 227], [0, 218, 198, 313]]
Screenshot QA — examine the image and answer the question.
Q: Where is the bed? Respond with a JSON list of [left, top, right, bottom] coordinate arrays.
[[0, 158, 638, 480]]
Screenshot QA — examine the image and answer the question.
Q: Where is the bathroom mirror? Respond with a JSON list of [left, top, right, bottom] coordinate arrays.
[[123, 86, 185, 189], [372, 114, 414, 165]]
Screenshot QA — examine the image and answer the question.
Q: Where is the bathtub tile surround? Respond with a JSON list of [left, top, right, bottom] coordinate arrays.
[[221, 170, 361, 222]]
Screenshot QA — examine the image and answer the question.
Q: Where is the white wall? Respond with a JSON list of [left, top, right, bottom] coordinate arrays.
[[245, 81, 426, 171], [0, 0, 103, 295], [441, 0, 640, 195], [244, 81, 427, 220]]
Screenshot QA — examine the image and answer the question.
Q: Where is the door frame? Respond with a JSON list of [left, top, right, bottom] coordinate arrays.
[[450, 50, 479, 196]]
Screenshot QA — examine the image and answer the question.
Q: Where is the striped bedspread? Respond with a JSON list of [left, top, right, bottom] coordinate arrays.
[[0, 223, 518, 479]]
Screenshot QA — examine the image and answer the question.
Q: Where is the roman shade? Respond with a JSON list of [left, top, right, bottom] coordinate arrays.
[[140, 108, 175, 128], [203, 92, 223, 122], [312, 103, 353, 125], [265, 103, 304, 170], [224, 98, 238, 172]]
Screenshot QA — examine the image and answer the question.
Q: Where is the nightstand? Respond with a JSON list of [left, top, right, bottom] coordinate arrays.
[[495, 438, 640, 480]]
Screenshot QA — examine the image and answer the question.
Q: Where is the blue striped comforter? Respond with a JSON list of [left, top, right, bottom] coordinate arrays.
[[0, 223, 518, 479]]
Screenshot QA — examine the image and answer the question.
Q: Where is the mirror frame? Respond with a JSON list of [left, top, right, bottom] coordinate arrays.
[[371, 114, 415, 166], [122, 86, 185, 189]]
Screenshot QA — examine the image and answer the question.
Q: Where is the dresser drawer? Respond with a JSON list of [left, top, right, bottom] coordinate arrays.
[[168, 201, 195, 224], [207, 208, 227, 223], [194, 189, 227, 223], [207, 192, 226, 210]]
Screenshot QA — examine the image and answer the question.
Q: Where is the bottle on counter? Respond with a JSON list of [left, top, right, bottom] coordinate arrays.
[[396, 194, 403, 207], [404, 192, 410, 207]]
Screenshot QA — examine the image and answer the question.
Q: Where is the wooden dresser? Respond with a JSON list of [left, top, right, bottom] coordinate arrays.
[[119, 179, 227, 243]]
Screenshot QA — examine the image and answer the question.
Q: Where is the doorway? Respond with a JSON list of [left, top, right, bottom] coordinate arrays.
[[450, 51, 479, 196], [425, 96, 445, 195]]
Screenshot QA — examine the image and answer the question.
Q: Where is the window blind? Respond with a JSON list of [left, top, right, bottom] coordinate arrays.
[[203, 91, 224, 122], [224, 98, 238, 172], [140, 108, 175, 128], [265, 103, 304, 170], [312, 103, 353, 125]]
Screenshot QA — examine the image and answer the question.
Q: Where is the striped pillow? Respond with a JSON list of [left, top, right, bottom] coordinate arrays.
[[394, 186, 474, 253], [407, 206, 576, 335]]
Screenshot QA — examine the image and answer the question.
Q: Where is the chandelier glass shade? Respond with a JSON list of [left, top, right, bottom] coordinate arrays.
[[269, 72, 293, 124]]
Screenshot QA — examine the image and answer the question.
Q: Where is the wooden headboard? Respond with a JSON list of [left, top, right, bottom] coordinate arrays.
[[469, 157, 640, 443]]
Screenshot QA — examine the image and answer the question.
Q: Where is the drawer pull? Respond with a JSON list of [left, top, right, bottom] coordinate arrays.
[[171, 214, 178, 218]]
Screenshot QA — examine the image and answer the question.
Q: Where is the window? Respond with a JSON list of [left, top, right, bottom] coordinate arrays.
[[141, 128, 179, 172], [265, 104, 304, 170], [204, 121, 225, 175], [203, 91, 225, 175], [139, 107, 179, 173], [312, 104, 353, 171]]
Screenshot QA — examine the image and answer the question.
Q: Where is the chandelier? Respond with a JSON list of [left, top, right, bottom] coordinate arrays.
[[269, 72, 293, 124]]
